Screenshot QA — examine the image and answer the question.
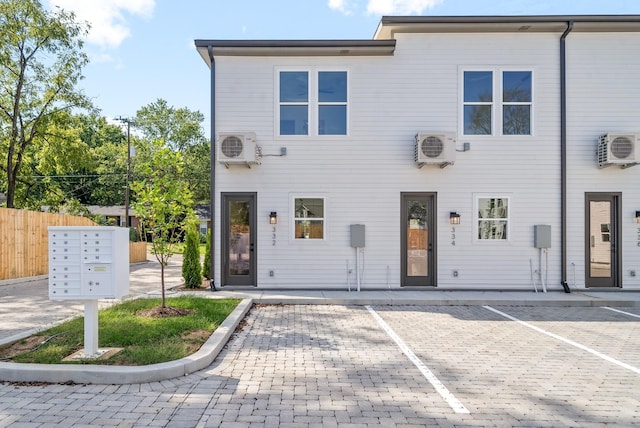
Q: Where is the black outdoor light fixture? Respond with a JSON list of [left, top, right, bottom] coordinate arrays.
[[450, 212, 461, 225], [269, 212, 278, 225], [636, 211, 640, 223]]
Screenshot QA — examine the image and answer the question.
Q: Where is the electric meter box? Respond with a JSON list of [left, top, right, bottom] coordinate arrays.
[[48, 226, 130, 300], [533, 224, 551, 249], [350, 224, 366, 248]]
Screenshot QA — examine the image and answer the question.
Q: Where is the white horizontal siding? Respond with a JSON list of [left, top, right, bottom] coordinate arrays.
[[565, 32, 640, 289], [210, 31, 639, 290]]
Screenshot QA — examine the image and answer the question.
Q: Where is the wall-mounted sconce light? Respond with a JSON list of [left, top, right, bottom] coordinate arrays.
[[635, 211, 640, 223], [269, 212, 278, 225], [449, 212, 461, 225]]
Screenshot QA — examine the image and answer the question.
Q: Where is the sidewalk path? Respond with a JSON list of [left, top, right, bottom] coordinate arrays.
[[0, 255, 184, 346], [2, 255, 640, 348]]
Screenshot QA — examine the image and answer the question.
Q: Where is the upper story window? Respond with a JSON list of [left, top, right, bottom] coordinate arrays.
[[279, 71, 309, 135], [318, 72, 347, 135], [463, 70, 532, 136], [278, 69, 348, 136]]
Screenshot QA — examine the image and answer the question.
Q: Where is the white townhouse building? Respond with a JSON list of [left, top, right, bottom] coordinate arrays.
[[195, 15, 640, 291]]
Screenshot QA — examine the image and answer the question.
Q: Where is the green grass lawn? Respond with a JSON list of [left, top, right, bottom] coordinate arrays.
[[4, 297, 240, 365]]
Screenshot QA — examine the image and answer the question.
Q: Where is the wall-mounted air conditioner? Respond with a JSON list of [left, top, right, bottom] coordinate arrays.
[[597, 133, 639, 168], [415, 133, 456, 168], [217, 132, 260, 166]]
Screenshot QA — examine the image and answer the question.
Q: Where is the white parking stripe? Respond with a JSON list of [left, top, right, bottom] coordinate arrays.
[[483, 305, 640, 375], [365, 305, 470, 414], [603, 306, 640, 319]]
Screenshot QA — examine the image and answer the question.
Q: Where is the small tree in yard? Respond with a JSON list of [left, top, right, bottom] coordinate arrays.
[[132, 140, 194, 309], [182, 222, 202, 288], [203, 229, 211, 281]]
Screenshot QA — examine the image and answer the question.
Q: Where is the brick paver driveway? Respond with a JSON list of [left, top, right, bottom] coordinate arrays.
[[1, 304, 639, 427]]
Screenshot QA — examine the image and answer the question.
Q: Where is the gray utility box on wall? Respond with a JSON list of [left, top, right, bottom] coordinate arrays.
[[48, 226, 130, 300], [350, 224, 365, 248], [534, 225, 552, 249]]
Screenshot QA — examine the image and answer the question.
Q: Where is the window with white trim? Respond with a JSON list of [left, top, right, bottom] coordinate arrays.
[[279, 71, 309, 135], [476, 197, 509, 240], [463, 70, 532, 136], [278, 69, 347, 136], [294, 198, 325, 239]]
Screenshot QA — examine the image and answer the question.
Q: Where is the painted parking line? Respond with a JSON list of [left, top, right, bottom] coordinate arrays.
[[483, 305, 640, 375], [602, 306, 640, 319], [365, 305, 470, 414]]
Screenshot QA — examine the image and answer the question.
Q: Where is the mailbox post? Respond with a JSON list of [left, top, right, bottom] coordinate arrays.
[[48, 226, 129, 358]]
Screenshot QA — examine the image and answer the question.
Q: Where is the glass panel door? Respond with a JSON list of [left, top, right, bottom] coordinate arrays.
[[229, 200, 251, 276], [586, 193, 620, 288], [589, 201, 611, 279], [401, 193, 436, 286], [222, 193, 256, 286]]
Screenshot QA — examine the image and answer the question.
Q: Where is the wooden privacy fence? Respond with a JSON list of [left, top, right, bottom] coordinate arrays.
[[0, 208, 147, 280], [129, 241, 148, 264]]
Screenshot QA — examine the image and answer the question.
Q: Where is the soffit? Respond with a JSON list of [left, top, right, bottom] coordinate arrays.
[[374, 15, 640, 39], [194, 40, 396, 67]]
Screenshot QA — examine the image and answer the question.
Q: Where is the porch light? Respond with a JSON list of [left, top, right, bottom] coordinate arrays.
[[269, 212, 278, 224], [449, 212, 461, 225], [636, 211, 640, 223]]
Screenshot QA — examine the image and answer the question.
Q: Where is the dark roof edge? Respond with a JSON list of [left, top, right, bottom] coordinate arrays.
[[380, 14, 640, 25], [194, 40, 396, 64], [194, 39, 396, 49], [374, 14, 640, 39]]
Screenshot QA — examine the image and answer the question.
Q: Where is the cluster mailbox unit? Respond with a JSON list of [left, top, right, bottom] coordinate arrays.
[[48, 226, 129, 300], [48, 226, 129, 358]]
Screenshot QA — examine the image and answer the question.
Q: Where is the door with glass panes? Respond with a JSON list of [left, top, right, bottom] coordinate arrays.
[[401, 193, 436, 286], [585, 193, 621, 288], [222, 193, 256, 286]]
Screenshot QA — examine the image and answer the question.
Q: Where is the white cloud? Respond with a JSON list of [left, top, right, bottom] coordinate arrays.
[[46, 0, 155, 49], [366, 0, 443, 15], [328, 0, 358, 15]]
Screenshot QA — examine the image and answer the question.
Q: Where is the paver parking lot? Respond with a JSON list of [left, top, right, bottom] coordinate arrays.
[[1, 304, 639, 427]]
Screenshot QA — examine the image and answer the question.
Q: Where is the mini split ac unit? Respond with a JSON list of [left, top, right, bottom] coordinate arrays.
[[217, 132, 260, 166], [597, 133, 639, 168], [415, 133, 456, 168]]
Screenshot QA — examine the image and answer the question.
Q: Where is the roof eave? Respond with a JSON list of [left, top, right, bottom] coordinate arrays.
[[194, 40, 396, 66], [374, 15, 640, 39]]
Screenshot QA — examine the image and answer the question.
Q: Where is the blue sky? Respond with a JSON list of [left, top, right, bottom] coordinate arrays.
[[44, 0, 640, 134]]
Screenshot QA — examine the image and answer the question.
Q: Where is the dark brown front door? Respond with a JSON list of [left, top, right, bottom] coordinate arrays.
[[401, 193, 436, 286], [585, 193, 621, 288], [222, 193, 256, 286]]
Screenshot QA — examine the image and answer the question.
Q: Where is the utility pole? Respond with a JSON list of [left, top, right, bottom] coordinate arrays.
[[115, 117, 134, 228]]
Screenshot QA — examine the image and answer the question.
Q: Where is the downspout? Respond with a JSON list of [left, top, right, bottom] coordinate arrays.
[[560, 21, 573, 292], [207, 45, 217, 290]]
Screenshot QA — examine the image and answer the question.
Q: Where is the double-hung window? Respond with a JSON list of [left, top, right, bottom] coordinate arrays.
[[279, 71, 309, 135], [278, 69, 347, 136], [294, 198, 325, 239], [463, 70, 532, 136], [463, 71, 493, 135], [476, 197, 510, 240], [318, 71, 347, 135]]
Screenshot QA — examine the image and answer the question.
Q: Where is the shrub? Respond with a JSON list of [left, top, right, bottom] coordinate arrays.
[[203, 229, 211, 280], [182, 225, 202, 288]]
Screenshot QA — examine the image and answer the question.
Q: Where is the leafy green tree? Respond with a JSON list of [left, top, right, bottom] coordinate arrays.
[[203, 228, 211, 280], [0, 0, 91, 208], [135, 99, 207, 152], [135, 99, 210, 203], [132, 139, 194, 308], [182, 141, 210, 203], [182, 222, 202, 289]]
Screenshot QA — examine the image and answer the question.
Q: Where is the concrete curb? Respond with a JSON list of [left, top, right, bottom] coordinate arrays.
[[0, 299, 252, 385]]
